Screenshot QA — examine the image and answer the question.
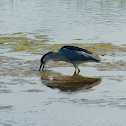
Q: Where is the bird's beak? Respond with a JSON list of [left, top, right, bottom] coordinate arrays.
[[42, 64, 45, 71], [39, 62, 44, 71]]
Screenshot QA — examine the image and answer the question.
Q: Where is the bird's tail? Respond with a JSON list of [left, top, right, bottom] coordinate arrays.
[[92, 54, 101, 62]]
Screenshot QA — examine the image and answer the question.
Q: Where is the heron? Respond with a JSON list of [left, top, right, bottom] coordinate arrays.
[[39, 45, 101, 73]]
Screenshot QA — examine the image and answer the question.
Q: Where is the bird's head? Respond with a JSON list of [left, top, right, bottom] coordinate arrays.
[[39, 51, 53, 71]]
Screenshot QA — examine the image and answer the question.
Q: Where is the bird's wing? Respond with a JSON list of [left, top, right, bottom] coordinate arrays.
[[60, 45, 93, 54], [59, 48, 92, 62], [59, 46, 101, 63]]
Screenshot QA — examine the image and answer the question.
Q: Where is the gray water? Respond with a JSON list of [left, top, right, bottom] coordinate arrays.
[[1, 0, 126, 126], [1, 0, 126, 44]]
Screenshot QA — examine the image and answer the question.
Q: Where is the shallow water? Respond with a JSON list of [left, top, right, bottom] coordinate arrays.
[[1, 0, 126, 126], [1, 51, 126, 126]]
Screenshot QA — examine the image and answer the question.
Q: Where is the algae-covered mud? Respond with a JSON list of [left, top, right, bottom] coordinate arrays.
[[1, 0, 126, 125]]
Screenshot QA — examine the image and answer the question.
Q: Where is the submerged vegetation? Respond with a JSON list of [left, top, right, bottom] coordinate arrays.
[[0, 34, 50, 53], [1, 33, 126, 54]]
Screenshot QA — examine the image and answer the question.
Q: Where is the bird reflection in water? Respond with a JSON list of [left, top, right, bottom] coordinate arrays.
[[40, 71, 101, 92]]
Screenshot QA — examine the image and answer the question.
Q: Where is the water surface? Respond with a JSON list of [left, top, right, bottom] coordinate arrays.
[[1, 0, 126, 126], [1, 0, 126, 44]]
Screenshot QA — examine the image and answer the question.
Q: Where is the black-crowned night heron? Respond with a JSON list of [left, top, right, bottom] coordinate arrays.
[[39, 45, 101, 73]]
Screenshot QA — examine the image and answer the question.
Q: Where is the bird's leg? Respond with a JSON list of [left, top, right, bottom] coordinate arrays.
[[77, 67, 80, 73], [73, 63, 80, 74], [76, 66, 80, 74], [74, 67, 77, 75]]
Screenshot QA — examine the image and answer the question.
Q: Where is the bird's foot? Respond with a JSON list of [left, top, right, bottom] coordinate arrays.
[[73, 69, 80, 75], [78, 69, 80, 73]]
